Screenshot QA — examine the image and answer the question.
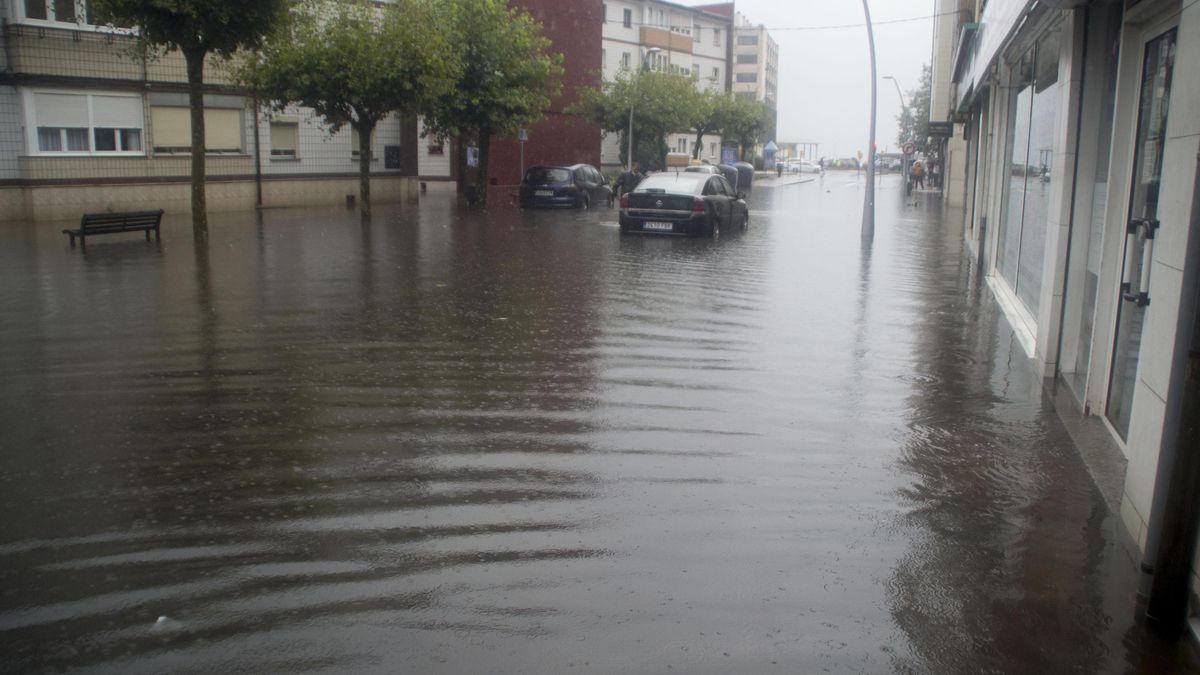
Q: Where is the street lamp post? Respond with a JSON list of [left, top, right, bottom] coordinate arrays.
[[628, 47, 661, 171], [861, 0, 877, 240], [883, 75, 911, 192]]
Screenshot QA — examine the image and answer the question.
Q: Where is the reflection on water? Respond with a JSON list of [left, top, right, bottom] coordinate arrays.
[[0, 181, 1192, 672]]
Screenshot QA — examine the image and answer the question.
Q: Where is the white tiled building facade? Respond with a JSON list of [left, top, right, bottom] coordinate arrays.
[[933, 0, 1200, 629], [599, 0, 733, 170], [731, 11, 778, 154], [0, 0, 417, 222]]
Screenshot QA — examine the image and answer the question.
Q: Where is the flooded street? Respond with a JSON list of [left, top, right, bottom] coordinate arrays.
[[1, 175, 1194, 673]]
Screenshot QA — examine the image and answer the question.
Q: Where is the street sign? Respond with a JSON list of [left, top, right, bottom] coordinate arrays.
[[518, 128, 528, 142], [927, 121, 953, 137], [902, 142, 917, 156]]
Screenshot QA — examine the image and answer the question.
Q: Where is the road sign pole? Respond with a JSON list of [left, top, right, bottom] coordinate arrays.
[[861, 0, 877, 240]]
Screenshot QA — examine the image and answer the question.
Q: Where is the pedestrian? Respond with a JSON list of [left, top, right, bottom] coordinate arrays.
[[776, 161, 784, 178], [930, 161, 940, 189], [614, 163, 643, 197], [911, 160, 925, 190]]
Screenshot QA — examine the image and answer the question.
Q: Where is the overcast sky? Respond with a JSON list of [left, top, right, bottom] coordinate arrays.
[[677, 0, 936, 158]]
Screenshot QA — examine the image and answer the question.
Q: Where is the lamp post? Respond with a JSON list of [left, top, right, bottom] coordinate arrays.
[[861, 0, 877, 240], [883, 75, 910, 190], [628, 47, 661, 171]]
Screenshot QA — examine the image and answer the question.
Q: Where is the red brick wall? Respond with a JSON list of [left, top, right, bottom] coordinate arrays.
[[487, 0, 603, 188]]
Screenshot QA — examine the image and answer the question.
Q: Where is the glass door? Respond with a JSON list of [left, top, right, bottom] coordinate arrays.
[[1106, 26, 1177, 439]]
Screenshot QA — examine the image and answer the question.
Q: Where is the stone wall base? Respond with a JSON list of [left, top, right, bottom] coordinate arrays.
[[0, 175, 420, 223]]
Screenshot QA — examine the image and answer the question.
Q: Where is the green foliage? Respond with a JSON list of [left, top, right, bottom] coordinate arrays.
[[242, 0, 456, 134], [573, 70, 695, 168], [420, 0, 563, 206], [421, 0, 562, 139], [90, 0, 288, 60], [722, 95, 772, 161], [896, 64, 932, 153]]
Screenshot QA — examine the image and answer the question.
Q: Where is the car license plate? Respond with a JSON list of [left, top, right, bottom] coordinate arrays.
[[535, 190, 554, 196], [644, 221, 673, 231]]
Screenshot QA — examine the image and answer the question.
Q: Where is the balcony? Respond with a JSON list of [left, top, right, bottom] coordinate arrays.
[[640, 26, 693, 53]]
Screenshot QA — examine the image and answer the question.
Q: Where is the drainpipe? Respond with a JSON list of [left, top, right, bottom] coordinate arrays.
[[1144, 153, 1200, 637]]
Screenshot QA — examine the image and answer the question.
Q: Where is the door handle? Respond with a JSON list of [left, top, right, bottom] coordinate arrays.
[[1121, 218, 1158, 307]]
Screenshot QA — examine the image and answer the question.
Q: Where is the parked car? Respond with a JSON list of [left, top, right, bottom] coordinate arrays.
[[520, 164, 613, 209], [618, 172, 748, 237], [794, 160, 822, 174], [683, 164, 721, 175]]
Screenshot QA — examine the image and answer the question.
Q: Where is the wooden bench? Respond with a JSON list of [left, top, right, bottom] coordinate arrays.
[[63, 210, 163, 248]]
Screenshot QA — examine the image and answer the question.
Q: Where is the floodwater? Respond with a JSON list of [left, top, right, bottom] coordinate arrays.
[[0, 175, 1195, 673]]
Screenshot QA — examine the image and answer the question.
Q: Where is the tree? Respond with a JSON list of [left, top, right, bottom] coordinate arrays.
[[685, 88, 726, 160], [573, 70, 695, 170], [241, 0, 458, 216], [91, 0, 288, 239], [422, 0, 563, 207], [723, 96, 772, 161], [896, 64, 932, 153]]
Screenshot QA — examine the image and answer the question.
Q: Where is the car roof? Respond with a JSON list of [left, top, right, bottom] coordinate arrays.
[[635, 172, 711, 194]]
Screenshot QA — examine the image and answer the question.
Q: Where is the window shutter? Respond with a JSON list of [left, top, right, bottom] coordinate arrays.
[[151, 107, 190, 148], [205, 109, 242, 150], [92, 95, 142, 128], [35, 93, 88, 127]]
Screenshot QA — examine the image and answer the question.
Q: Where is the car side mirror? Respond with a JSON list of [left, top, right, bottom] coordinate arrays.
[[736, 192, 745, 200]]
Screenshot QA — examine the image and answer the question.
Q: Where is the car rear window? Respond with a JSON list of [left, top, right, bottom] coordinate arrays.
[[634, 173, 706, 194], [525, 168, 570, 184]]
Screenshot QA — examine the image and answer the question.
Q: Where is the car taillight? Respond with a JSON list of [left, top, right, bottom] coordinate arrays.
[[692, 198, 706, 213], [562, 185, 578, 192], [619, 193, 629, 209]]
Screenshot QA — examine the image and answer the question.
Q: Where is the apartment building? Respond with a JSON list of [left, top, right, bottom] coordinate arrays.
[[0, 0, 417, 223], [600, 0, 733, 170], [931, 0, 1200, 631], [729, 11, 778, 152]]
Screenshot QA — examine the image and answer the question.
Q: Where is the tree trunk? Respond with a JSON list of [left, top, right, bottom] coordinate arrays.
[[475, 130, 491, 208], [184, 48, 207, 240], [355, 118, 375, 217], [692, 129, 704, 160]]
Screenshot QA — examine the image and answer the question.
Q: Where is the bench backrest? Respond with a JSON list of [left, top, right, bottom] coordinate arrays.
[[80, 210, 163, 230]]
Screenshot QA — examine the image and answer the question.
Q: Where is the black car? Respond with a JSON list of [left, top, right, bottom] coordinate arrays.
[[618, 172, 748, 236], [520, 164, 613, 209]]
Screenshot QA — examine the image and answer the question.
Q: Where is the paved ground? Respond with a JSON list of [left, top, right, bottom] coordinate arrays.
[[1, 173, 1197, 673]]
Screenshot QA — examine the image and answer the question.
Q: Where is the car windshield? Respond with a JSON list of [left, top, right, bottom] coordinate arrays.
[[525, 167, 570, 184], [634, 173, 707, 194]]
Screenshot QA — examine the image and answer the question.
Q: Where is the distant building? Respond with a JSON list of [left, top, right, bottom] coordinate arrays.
[[600, 0, 733, 170], [729, 11, 779, 153]]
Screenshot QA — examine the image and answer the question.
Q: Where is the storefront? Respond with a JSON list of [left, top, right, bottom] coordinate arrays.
[[944, 0, 1200, 629]]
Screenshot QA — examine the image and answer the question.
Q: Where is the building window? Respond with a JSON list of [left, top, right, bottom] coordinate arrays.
[[736, 73, 757, 83], [737, 35, 759, 46], [150, 106, 241, 153], [622, 52, 631, 69], [710, 142, 717, 156], [736, 54, 758, 64], [623, 8, 631, 28], [713, 28, 720, 46], [711, 67, 719, 81], [676, 137, 687, 153], [602, 49, 606, 69], [692, 63, 700, 80], [29, 91, 143, 155], [601, 3, 606, 22], [269, 120, 298, 158], [693, 23, 701, 42], [427, 136, 445, 155]]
